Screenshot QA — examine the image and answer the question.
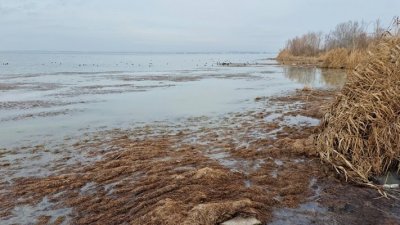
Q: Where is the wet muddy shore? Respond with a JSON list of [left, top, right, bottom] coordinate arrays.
[[1, 87, 399, 225], [0, 53, 397, 224]]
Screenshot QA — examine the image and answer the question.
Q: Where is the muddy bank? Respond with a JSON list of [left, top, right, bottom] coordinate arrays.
[[1, 88, 399, 225]]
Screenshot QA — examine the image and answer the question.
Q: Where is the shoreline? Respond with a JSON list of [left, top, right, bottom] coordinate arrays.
[[1, 87, 399, 224], [274, 56, 324, 68]]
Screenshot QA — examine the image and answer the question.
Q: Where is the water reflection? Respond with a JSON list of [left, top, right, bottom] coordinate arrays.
[[282, 66, 347, 88], [320, 69, 347, 87]]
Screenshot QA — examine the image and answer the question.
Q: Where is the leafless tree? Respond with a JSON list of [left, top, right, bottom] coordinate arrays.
[[324, 21, 368, 51], [285, 32, 322, 56]]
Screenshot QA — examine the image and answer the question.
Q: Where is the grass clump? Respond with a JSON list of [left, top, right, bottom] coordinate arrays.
[[321, 48, 349, 69]]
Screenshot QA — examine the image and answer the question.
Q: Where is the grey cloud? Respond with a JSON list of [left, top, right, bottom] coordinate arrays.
[[0, 0, 399, 52]]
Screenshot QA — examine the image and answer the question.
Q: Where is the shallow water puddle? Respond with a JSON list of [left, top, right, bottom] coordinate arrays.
[[269, 202, 331, 225], [4, 197, 71, 225], [274, 159, 284, 166], [270, 178, 329, 225], [282, 115, 320, 126], [264, 113, 282, 122], [206, 151, 265, 174]]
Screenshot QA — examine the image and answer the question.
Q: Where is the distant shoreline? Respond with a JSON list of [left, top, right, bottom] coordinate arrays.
[[0, 50, 276, 55]]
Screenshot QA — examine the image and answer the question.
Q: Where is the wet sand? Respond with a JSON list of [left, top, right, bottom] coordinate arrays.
[[1, 87, 399, 225]]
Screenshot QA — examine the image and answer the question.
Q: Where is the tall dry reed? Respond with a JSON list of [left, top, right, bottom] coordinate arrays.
[[315, 37, 400, 187]]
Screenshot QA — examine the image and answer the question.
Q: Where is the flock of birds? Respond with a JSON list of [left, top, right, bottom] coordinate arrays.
[[1, 60, 251, 68]]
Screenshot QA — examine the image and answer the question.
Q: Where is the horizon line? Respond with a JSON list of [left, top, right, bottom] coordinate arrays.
[[0, 50, 277, 55]]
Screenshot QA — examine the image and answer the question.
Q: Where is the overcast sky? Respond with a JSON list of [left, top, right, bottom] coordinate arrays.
[[0, 0, 398, 52]]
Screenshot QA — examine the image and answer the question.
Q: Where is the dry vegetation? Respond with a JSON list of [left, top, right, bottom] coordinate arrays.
[[277, 17, 400, 69], [315, 37, 400, 191]]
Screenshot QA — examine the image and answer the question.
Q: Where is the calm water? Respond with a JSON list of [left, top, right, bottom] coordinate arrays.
[[0, 52, 346, 147]]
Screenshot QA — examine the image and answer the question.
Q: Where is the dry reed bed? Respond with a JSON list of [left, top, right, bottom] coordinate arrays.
[[276, 50, 322, 67], [320, 48, 368, 69], [277, 48, 368, 70], [316, 37, 400, 188]]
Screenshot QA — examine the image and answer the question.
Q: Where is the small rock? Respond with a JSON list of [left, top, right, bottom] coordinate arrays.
[[254, 97, 263, 101], [221, 216, 262, 225]]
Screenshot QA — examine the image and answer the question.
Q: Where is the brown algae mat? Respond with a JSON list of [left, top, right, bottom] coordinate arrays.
[[1, 89, 399, 225]]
